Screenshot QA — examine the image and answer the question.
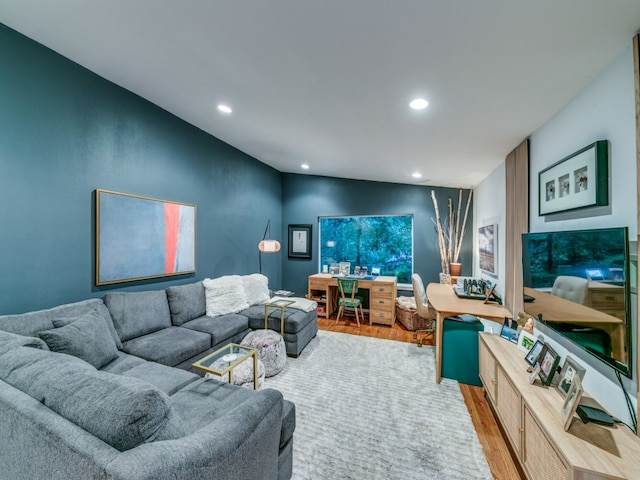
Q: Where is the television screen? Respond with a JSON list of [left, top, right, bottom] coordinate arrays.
[[522, 227, 631, 377]]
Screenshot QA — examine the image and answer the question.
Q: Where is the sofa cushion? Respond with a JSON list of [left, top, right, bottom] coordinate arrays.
[[120, 326, 211, 367], [104, 291, 172, 342], [121, 361, 199, 395], [242, 274, 270, 306], [0, 347, 185, 451], [166, 281, 206, 326], [0, 298, 110, 338], [53, 302, 123, 349], [181, 314, 249, 345], [0, 329, 48, 355], [39, 312, 120, 369], [203, 275, 250, 317]]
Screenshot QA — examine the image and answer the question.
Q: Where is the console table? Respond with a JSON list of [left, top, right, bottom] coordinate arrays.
[[426, 282, 510, 383], [479, 333, 640, 480], [308, 274, 397, 325]]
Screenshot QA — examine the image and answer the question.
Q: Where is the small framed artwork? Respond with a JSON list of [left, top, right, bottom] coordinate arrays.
[[538, 140, 608, 215], [478, 224, 497, 275], [288, 224, 312, 259], [562, 376, 584, 431], [517, 330, 537, 353], [556, 356, 586, 399], [525, 340, 545, 366], [538, 344, 561, 386], [339, 262, 351, 276], [500, 318, 519, 343]]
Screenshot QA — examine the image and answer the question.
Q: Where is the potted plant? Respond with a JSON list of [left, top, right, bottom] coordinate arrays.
[[431, 189, 472, 282]]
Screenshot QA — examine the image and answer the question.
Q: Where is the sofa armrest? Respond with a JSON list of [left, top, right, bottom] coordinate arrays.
[[105, 388, 284, 480]]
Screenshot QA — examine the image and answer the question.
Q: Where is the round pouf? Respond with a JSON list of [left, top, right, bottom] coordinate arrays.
[[205, 357, 265, 390], [241, 330, 287, 377]]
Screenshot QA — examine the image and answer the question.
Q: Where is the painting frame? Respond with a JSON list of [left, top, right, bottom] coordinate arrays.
[[96, 189, 196, 285], [556, 356, 586, 399], [538, 140, 608, 215], [525, 339, 544, 366], [288, 224, 312, 259], [517, 330, 537, 353], [478, 224, 497, 275]]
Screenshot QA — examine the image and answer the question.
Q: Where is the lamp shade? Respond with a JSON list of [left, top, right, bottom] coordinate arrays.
[[258, 239, 281, 253]]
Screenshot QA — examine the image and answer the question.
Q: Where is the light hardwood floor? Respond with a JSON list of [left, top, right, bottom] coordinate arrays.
[[318, 316, 525, 480]]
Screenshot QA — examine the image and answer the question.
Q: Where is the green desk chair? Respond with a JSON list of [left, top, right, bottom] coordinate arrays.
[[336, 278, 365, 327]]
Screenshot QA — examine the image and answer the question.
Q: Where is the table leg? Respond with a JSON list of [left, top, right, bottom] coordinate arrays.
[[435, 312, 444, 384], [280, 307, 285, 335], [264, 304, 269, 330], [253, 351, 258, 391]]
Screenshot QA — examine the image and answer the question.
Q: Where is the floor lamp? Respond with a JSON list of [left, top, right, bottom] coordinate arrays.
[[258, 220, 281, 274]]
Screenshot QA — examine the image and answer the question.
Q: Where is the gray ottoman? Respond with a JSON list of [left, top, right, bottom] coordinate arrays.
[[205, 357, 266, 390], [242, 329, 287, 377]]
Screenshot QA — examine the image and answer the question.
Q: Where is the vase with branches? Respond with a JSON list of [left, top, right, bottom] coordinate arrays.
[[431, 189, 472, 277]]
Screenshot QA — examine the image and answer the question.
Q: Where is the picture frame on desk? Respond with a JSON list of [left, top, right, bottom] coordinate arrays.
[[562, 376, 584, 431], [500, 318, 519, 343], [556, 356, 586, 399]]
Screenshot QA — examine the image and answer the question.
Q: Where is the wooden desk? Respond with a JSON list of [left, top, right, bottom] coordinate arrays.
[[426, 283, 510, 384], [308, 274, 397, 325], [523, 287, 625, 361]]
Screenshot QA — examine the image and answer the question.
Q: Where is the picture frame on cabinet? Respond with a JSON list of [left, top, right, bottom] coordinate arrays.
[[562, 376, 584, 431], [524, 339, 545, 366], [517, 330, 537, 353], [538, 344, 561, 386], [556, 356, 586, 399]]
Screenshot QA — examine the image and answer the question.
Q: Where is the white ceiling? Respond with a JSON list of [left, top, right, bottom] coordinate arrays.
[[2, 1, 640, 187]]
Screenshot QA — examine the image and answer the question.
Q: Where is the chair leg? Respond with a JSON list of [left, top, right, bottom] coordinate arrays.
[[354, 305, 360, 327], [335, 306, 344, 325]]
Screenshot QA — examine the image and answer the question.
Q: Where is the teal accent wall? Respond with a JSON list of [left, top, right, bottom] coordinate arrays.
[[281, 174, 473, 294], [0, 24, 282, 314]]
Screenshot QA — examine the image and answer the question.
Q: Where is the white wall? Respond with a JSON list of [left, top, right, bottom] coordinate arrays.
[[475, 43, 638, 428]]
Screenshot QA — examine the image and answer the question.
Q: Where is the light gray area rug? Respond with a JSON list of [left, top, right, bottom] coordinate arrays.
[[264, 330, 492, 480]]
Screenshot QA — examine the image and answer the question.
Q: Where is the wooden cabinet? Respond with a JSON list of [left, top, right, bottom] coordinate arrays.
[[479, 333, 640, 480], [307, 274, 397, 325]]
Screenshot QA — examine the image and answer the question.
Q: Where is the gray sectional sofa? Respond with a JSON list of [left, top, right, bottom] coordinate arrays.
[[0, 277, 317, 480]]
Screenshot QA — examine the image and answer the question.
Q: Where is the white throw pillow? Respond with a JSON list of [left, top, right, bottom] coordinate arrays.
[[242, 274, 270, 306], [203, 275, 250, 317]]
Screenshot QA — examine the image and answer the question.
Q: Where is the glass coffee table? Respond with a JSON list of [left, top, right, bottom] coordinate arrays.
[[264, 299, 295, 334], [192, 343, 258, 390]]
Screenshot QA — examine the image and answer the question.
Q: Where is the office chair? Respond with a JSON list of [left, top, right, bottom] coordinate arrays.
[[551, 275, 588, 304], [412, 273, 436, 347], [336, 278, 365, 327]]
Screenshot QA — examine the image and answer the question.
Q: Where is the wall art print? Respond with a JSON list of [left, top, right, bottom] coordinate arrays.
[[478, 224, 497, 275], [538, 140, 608, 215], [96, 190, 196, 285]]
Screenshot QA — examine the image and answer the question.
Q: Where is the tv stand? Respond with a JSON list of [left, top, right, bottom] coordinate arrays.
[[479, 333, 640, 480]]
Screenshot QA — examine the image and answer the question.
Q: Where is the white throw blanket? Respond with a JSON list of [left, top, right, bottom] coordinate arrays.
[[269, 296, 317, 313]]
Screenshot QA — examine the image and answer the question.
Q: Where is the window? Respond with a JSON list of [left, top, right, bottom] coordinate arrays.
[[319, 215, 413, 283]]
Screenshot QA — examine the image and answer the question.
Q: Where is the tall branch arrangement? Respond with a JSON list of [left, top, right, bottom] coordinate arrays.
[[431, 189, 473, 274]]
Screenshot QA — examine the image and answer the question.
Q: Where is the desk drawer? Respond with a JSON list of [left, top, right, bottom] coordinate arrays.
[[309, 279, 327, 290], [370, 284, 394, 297], [369, 309, 394, 325], [370, 296, 394, 311]]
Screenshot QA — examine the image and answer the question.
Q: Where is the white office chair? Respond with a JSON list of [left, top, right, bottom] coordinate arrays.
[[412, 273, 436, 347], [550, 275, 588, 304]]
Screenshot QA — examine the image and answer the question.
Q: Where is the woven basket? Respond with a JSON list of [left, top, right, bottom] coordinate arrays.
[[396, 298, 434, 331]]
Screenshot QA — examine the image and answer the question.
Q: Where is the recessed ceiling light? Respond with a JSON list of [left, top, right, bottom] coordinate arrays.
[[217, 104, 232, 114], [301, 164, 310, 170], [412, 172, 422, 178], [409, 98, 429, 110]]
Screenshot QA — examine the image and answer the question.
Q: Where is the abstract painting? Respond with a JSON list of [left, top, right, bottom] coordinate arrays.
[[96, 190, 196, 285]]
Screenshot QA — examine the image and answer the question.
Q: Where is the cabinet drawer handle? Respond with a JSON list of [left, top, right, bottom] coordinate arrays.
[[605, 296, 615, 301], [491, 379, 497, 385], [518, 427, 525, 433]]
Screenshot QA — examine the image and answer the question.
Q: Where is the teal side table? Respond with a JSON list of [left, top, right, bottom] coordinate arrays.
[[441, 315, 484, 387]]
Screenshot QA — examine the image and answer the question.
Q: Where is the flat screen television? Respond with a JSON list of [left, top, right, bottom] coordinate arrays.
[[522, 227, 631, 377]]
